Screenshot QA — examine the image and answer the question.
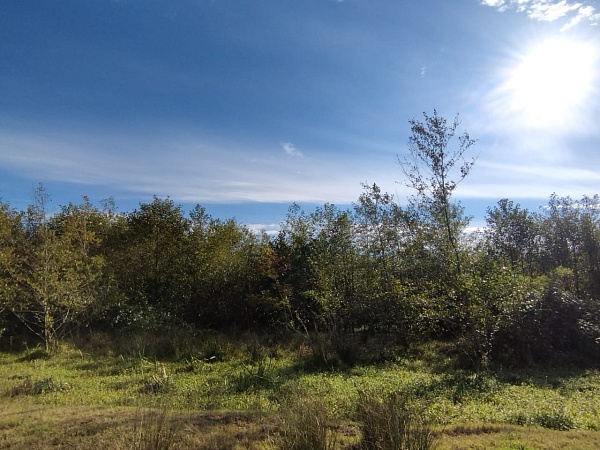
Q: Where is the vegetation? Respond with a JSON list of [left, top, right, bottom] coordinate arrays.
[[1, 110, 600, 448], [1, 339, 600, 448]]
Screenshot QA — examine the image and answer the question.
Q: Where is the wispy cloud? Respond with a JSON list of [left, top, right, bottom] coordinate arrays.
[[460, 160, 600, 199], [0, 125, 387, 205], [481, 0, 600, 29], [1, 119, 596, 214], [281, 141, 303, 157]]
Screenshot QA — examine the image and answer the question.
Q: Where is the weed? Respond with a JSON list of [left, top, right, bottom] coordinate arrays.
[[508, 404, 575, 431], [230, 357, 280, 393], [140, 365, 171, 394], [200, 336, 235, 362], [17, 346, 50, 362], [174, 356, 201, 374]]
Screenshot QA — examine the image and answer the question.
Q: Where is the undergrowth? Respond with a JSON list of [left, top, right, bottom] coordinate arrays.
[[1, 335, 600, 449]]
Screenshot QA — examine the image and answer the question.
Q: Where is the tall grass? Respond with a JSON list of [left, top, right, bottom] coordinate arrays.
[[356, 390, 438, 450], [125, 407, 180, 450], [276, 393, 338, 450]]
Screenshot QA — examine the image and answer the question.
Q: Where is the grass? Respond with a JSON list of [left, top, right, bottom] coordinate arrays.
[[1, 335, 600, 448]]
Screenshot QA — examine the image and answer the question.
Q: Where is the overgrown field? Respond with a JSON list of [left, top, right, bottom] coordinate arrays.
[[1, 333, 600, 449]]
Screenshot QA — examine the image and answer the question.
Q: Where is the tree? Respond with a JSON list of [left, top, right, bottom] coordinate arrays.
[[118, 196, 191, 327], [309, 203, 358, 332], [187, 207, 268, 330], [399, 110, 476, 275], [540, 194, 600, 297], [398, 111, 480, 361], [353, 184, 411, 335], [0, 199, 23, 338], [272, 203, 322, 329], [484, 199, 540, 276], [12, 187, 111, 350]]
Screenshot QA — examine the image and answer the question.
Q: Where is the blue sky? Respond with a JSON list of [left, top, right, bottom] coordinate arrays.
[[1, 0, 599, 232]]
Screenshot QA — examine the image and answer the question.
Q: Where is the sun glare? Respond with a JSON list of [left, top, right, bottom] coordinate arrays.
[[504, 38, 596, 128]]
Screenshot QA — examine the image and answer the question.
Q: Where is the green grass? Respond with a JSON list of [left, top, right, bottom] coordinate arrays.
[[1, 337, 600, 448]]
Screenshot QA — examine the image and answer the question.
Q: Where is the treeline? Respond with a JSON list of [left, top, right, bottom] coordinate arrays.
[[1, 112, 599, 368]]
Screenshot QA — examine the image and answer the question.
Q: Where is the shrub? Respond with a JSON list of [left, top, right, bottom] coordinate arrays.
[[230, 357, 280, 393], [535, 410, 575, 431], [8, 376, 70, 396]]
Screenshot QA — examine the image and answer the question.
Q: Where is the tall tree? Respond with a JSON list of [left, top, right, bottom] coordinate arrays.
[[187, 207, 267, 330], [399, 110, 476, 275], [541, 194, 600, 298], [398, 111, 478, 351]]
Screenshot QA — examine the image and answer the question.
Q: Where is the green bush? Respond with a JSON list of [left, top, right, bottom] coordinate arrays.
[[230, 357, 280, 393], [535, 411, 575, 431]]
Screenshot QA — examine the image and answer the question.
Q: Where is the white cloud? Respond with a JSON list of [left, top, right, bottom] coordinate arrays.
[[528, 0, 581, 22], [561, 4, 600, 29], [281, 141, 303, 157], [246, 223, 280, 236], [481, 0, 507, 9], [481, 0, 599, 28]]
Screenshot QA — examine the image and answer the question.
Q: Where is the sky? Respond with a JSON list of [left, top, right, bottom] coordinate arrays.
[[1, 0, 599, 233]]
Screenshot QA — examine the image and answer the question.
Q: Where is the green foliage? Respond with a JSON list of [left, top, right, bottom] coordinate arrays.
[[10, 189, 116, 351], [485, 199, 540, 276]]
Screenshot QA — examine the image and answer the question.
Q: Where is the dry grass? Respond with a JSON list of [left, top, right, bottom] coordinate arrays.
[[437, 423, 600, 450], [0, 401, 277, 450], [2, 403, 600, 449]]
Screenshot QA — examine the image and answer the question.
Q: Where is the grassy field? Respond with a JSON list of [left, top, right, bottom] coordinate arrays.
[[1, 333, 600, 449]]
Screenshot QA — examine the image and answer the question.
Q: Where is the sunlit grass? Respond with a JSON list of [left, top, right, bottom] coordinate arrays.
[[1, 337, 600, 448]]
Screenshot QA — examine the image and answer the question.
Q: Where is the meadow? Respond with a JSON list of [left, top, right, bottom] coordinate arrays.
[[1, 331, 600, 449]]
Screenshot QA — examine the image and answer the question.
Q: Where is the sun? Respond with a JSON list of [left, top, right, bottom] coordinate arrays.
[[504, 38, 596, 128]]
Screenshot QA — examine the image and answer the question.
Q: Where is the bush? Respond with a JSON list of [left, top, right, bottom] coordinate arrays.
[[535, 410, 575, 431], [230, 357, 280, 393], [8, 376, 70, 396], [490, 269, 600, 366]]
